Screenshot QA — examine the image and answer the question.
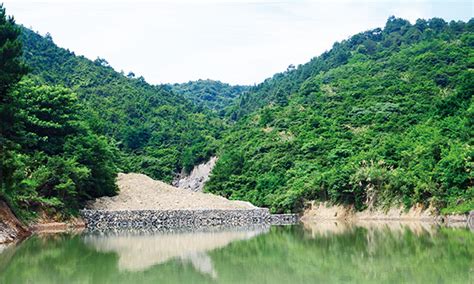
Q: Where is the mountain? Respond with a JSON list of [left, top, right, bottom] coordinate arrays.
[[21, 28, 223, 182], [170, 79, 249, 115], [206, 17, 474, 214], [3, 7, 472, 218]]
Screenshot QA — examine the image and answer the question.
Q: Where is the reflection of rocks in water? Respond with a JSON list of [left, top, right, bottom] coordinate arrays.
[[356, 221, 438, 236], [302, 220, 354, 237], [182, 252, 217, 279], [83, 225, 269, 276], [0, 243, 11, 255], [302, 220, 440, 238]]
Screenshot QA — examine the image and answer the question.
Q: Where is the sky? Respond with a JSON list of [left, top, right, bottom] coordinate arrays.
[[3, 0, 473, 85]]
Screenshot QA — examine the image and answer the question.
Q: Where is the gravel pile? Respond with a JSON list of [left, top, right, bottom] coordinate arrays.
[[87, 173, 256, 210]]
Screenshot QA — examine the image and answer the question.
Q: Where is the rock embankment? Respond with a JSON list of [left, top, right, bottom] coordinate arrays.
[[0, 200, 30, 244], [81, 209, 271, 230], [87, 173, 256, 211], [83, 173, 299, 230]]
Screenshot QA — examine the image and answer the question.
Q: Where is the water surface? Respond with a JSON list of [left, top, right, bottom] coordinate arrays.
[[0, 223, 472, 284]]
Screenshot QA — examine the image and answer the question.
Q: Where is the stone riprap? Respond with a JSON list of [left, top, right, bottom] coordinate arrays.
[[270, 214, 300, 225], [80, 209, 299, 230]]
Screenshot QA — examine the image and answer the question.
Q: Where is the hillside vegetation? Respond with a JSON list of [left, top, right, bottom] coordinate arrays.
[[206, 17, 474, 214], [1, 2, 472, 218], [21, 28, 224, 182], [0, 5, 223, 218], [170, 79, 249, 115], [0, 7, 117, 217]]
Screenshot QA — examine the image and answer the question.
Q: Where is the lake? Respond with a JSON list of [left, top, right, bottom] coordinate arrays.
[[0, 222, 472, 284]]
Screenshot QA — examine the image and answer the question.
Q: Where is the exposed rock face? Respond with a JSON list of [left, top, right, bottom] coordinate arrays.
[[0, 200, 30, 244], [301, 201, 439, 222], [173, 156, 217, 192]]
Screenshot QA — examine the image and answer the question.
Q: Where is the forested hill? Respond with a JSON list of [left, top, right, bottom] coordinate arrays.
[[21, 27, 223, 181], [206, 17, 474, 214], [2, 5, 472, 220], [1, 8, 228, 218], [227, 17, 474, 121], [170, 79, 249, 115]]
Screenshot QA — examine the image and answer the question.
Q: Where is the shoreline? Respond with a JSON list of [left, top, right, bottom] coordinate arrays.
[[301, 202, 474, 229], [30, 220, 86, 234], [2, 203, 473, 246], [0, 201, 31, 245]]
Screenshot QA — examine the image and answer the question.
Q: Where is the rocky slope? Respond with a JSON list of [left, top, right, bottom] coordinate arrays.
[[173, 156, 218, 192]]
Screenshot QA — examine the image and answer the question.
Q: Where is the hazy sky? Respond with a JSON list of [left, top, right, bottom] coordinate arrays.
[[4, 0, 473, 85]]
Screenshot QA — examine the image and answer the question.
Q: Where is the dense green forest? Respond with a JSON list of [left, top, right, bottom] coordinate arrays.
[[0, 5, 223, 218], [21, 28, 223, 180], [170, 79, 249, 115], [207, 17, 474, 214], [0, 1, 472, 218], [0, 6, 118, 217]]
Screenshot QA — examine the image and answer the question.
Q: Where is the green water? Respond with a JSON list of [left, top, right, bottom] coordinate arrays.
[[0, 223, 472, 284]]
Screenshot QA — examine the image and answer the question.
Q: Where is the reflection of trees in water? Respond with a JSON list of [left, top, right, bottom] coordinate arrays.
[[83, 225, 270, 276], [299, 220, 474, 281]]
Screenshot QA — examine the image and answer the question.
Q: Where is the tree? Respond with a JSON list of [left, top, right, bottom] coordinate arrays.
[[0, 5, 27, 101], [206, 17, 473, 214], [5, 79, 118, 213], [0, 4, 28, 205]]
